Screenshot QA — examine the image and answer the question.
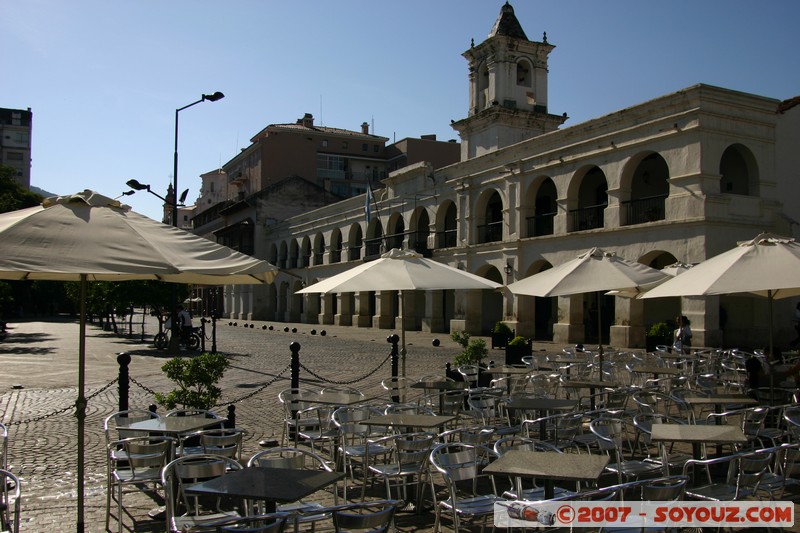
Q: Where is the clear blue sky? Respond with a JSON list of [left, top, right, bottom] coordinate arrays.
[[3, 0, 799, 222]]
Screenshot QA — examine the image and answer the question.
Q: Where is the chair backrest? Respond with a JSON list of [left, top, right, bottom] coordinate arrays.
[[248, 447, 332, 472], [457, 365, 481, 387], [162, 454, 243, 527], [391, 433, 435, 468], [384, 403, 435, 416], [216, 513, 289, 533], [429, 443, 483, 483], [195, 428, 245, 460], [493, 436, 562, 456], [119, 435, 174, 473], [331, 502, 397, 533], [0, 468, 21, 533], [729, 451, 773, 498], [589, 417, 627, 457], [641, 476, 687, 501]]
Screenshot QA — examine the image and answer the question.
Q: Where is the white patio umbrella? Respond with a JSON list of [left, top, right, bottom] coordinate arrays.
[[641, 233, 800, 361], [0, 190, 278, 532], [506, 248, 669, 381], [605, 261, 694, 298], [296, 248, 502, 377]]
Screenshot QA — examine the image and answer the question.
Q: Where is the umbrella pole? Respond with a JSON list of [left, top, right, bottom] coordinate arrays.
[[77, 274, 87, 532], [400, 291, 407, 378], [597, 291, 604, 382], [769, 290, 775, 405]]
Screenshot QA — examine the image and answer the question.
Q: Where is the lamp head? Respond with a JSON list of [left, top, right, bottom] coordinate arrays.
[[203, 91, 225, 102], [126, 179, 149, 191], [178, 188, 189, 205]]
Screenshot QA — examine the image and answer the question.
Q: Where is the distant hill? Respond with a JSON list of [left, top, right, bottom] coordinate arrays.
[[30, 185, 57, 198]]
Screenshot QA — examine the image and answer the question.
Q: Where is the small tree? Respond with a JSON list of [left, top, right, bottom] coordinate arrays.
[[155, 352, 230, 410], [451, 331, 488, 367]]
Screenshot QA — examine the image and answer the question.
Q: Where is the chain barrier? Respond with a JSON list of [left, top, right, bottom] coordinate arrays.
[[5, 378, 119, 426], [216, 363, 291, 407], [130, 376, 160, 396], [299, 353, 391, 385]]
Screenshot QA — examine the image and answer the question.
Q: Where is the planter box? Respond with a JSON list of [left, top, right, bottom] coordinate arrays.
[[505, 341, 533, 365], [491, 331, 514, 349]]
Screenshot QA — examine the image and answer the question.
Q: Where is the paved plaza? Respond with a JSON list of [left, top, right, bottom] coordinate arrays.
[[1, 314, 799, 532], [0, 313, 498, 532]]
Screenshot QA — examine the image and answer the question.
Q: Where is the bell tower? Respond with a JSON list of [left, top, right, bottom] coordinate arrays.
[[452, 2, 567, 160]]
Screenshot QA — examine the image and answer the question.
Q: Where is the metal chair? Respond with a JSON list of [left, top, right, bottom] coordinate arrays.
[[589, 417, 663, 485], [428, 443, 507, 533], [248, 447, 339, 531], [0, 469, 21, 533], [181, 427, 246, 461], [278, 388, 317, 447], [106, 435, 175, 533], [0, 423, 7, 472], [632, 413, 694, 476], [294, 405, 338, 456], [330, 500, 399, 533], [682, 449, 773, 501], [162, 454, 245, 533], [332, 405, 391, 500], [381, 376, 413, 402], [363, 432, 435, 511], [183, 512, 291, 533]]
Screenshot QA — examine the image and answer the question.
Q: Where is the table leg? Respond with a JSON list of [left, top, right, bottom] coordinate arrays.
[[543, 479, 555, 500]]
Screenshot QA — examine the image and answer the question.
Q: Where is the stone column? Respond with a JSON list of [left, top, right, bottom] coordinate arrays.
[[353, 292, 372, 327], [373, 291, 395, 329], [553, 294, 585, 344], [610, 296, 646, 349], [335, 293, 353, 326]]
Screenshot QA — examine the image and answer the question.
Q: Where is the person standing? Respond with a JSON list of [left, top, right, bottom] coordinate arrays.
[[790, 302, 800, 348], [177, 305, 193, 344], [673, 315, 692, 355]]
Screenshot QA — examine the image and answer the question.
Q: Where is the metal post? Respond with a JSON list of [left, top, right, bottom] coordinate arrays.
[[289, 342, 301, 441], [117, 352, 131, 412], [226, 405, 236, 429], [388, 334, 399, 402], [200, 318, 206, 352]]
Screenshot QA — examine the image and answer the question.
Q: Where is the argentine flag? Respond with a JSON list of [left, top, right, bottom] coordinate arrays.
[[365, 187, 373, 224]]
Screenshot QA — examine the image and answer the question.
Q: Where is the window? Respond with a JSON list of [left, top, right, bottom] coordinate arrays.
[[209, 182, 215, 192], [317, 154, 347, 180], [362, 143, 368, 151], [6, 152, 23, 160], [321, 140, 328, 147], [373, 144, 379, 152], [342, 141, 348, 149]]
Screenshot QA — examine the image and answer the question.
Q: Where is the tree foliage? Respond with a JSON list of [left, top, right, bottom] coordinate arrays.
[[0, 165, 41, 214]]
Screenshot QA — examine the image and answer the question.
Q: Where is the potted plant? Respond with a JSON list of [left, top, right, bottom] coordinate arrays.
[[155, 352, 230, 410], [505, 335, 533, 365], [451, 331, 492, 387], [491, 321, 514, 349], [646, 321, 673, 352]]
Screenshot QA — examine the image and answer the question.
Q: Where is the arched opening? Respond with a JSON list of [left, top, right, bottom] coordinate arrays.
[[623, 153, 669, 225], [365, 219, 384, 259], [569, 166, 607, 232], [720, 144, 759, 196], [330, 229, 342, 264], [348, 225, 363, 261], [411, 208, 430, 256], [300, 236, 311, 268], [523, 178, 557, 237], [477, 60, 490, 112], [480, 267, 504, 333], [288, 240, 300, 269], [268, 243, 278, 265], [312, 233, 325, 265], [477, 190, 503, 243], [386, 214, 405, 251], [436, 201, 458, 249], [278, 241, 288, 269], [516, 59, 532, 87]]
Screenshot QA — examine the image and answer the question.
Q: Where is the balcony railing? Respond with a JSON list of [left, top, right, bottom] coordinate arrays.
[[622, 195, 667, 225], [569, 204, 605, 232], [348, 245, 361, 261], [526, 212, 555, 237], [277, 257, 287, 269], [477, 221, 503, 243], [365, 238, 382, 258], [331, 249, 342, 263], [436, 229, 457, 249], [313, 252, 323, 265]]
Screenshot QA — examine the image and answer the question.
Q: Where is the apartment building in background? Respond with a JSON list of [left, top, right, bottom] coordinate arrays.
[[0, 107, 32, 189]]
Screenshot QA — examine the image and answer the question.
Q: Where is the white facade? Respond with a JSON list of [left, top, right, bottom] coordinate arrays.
[[230, 4, 800, 351]]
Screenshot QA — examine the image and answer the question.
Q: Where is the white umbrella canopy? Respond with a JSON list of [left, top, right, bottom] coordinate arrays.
[[642, 234, 800, 301], [296, 248, 502, 375], [605, 262, 694, 298], [506, 248, 669, 380], [0, 190, 278, 532], [641, 233, 800, 361]]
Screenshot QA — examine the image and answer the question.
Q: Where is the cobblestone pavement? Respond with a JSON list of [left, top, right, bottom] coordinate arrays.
[[0, 314, 520, 532], [1, 314, 798, 532]]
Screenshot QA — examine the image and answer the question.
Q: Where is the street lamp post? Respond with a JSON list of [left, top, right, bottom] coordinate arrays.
[[125, 91, 224, 355], [173, 91, 224, 226]]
